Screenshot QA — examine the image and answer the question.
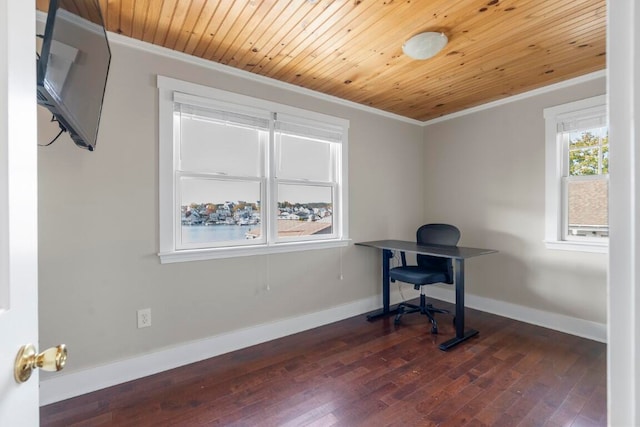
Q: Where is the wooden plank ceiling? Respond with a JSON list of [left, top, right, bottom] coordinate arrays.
[[37, 0, 606, 122]]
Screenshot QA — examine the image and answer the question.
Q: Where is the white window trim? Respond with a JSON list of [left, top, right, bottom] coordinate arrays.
[[157, 76, 350, 263], [543, 94, 608, 253]]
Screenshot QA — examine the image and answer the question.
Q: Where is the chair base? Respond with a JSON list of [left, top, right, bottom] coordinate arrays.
[[394, 294, 449, 334]]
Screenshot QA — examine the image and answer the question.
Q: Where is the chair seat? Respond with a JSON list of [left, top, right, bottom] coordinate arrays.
[[390, 266, 449, 285], [390, 224, 460, 332]]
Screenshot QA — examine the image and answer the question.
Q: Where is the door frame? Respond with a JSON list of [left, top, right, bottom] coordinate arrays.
[[0, 0, 39, 425]]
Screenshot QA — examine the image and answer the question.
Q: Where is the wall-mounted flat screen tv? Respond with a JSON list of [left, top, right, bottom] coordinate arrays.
[[37, 0, 111, 151]]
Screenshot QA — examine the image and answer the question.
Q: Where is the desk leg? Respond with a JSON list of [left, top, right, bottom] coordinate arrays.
[[366, 249, 399, 321], [439, 259, 479, 350]]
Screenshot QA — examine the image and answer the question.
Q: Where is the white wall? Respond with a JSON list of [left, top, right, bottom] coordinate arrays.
[[37, 37, 425, 376], [423, 77, 608, 325]]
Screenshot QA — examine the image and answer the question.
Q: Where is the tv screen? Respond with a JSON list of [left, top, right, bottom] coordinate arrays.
[[37, 0, 111, 151]]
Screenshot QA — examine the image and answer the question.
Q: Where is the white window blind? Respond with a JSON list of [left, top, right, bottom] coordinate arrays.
[[556, 105, 607, 133], [274, 112, 344, 143]]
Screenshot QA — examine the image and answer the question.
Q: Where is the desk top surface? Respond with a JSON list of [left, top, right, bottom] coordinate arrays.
[[355, 239, 497, 260]]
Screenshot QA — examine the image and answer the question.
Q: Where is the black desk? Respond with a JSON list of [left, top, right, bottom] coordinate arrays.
[[356, 240, 497, 350]]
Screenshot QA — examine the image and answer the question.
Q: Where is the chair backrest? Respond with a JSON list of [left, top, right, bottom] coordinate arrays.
[[416, 224, 461, 284]]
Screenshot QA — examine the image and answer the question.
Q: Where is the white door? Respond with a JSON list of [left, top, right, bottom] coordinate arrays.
[[0, 0, 40, 425]]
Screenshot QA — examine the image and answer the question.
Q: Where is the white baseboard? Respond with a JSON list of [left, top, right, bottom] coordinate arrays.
[[425, 285, 607, 343], [39, 288, 606, 406], [39, 295, 383, 406]]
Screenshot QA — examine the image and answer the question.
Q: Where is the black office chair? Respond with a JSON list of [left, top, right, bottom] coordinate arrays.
[[391, 223, 460, 333]]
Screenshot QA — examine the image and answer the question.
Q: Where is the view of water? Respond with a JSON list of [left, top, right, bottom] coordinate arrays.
[[182, 224, 257, 243]]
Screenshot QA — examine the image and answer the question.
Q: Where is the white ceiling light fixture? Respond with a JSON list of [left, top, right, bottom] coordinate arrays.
[[402, 32, 448, 60]]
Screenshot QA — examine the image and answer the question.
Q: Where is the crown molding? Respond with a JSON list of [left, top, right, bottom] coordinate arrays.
[[35, 9, 421, 125], [422, 70, 607, 126], [108, 32, 424, 126], [35, 11, 606, 128]]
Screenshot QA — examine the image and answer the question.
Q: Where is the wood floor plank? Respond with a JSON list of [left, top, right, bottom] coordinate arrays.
[[41, 300, 606, 426]]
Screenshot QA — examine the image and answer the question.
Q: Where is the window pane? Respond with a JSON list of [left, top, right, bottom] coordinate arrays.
[[567, 178, 608, 238], [179, 177, 262, 246], [568, 127, 606, 148], [179, 114, 263, 177], [277, 184, 333, 238], [569, 147, 600, 176], [277, 133, 332, 181], [567, 127, 608, 177]]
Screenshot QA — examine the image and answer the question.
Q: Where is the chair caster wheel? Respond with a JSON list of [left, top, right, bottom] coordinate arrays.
[[431, 325, 438, 334]]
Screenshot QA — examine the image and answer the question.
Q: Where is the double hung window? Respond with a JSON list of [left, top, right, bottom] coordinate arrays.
[[544, 95, 608, 252], [158, 77, 349, 263]]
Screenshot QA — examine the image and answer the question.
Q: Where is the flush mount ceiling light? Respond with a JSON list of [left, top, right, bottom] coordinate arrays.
[[402, 32, 448, 60]]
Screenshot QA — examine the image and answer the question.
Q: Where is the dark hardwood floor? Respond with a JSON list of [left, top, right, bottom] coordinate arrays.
[[40, 300, 606, 426]]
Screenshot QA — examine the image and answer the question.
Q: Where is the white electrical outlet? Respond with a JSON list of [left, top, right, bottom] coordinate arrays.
[[137, 308, 151, 328]]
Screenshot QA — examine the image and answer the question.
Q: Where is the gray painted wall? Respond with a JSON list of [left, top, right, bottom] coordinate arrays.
[[422, 77, 608, 324], [37, 40, 425, 374], [37, 32, 607, 377]]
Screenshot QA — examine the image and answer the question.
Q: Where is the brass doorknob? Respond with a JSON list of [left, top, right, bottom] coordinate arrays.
[[14, 344, 67, 383]]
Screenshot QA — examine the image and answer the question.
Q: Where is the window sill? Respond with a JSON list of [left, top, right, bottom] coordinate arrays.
[[544, 239, 608, 254], [159, 238, 351, 263]]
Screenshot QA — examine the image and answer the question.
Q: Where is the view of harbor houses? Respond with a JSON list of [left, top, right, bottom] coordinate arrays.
[[181, 201, 333, 241]]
